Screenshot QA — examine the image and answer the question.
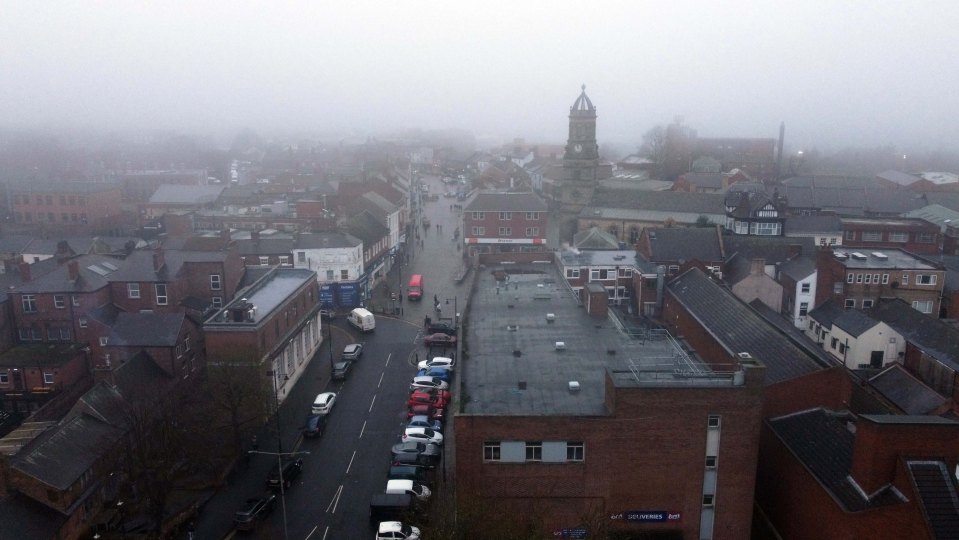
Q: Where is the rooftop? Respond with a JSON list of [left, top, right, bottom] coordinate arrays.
[[206, 267, 316, 326], [556, 249, 658, 274], [833, 248, 937, 270], [462, 263, 741, 417]]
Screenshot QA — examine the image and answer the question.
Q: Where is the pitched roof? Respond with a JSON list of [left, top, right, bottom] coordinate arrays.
[[782, 175, 929, 215], [869, 366, 947, 415], [877, 170, 920, 186], [588, 188, 725, 214], [869, 299, 959, 371], [905, 204, 959, 231], [907, 461, 959, 538], [112, 350, 174, 399], [645, 227, 723, 262], [666, 268, 825, 385], [683, 172, 724, 189], [784, 214, 842, 234], [809, 298, 846, 329], [748, 299, 839, 368], [778, 255, 817, 281], [346, 210, 389, 245], [833, 309, 881, 338], [10, 254, 119, 294], [723, 235, 814, 265], [108, 312, 185, 347], [766, 408, 906, 512], [572, 227, 621, 250], [464, 191, 548, 212], [295, 232, 362, 249], [148, 184, 225, 205]]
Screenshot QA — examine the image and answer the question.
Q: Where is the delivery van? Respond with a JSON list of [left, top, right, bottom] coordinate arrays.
[[347, 307, 376, 332], [407, 274, 423, 301]]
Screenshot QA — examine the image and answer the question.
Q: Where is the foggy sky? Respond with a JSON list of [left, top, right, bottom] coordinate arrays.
[[2, 1, 958, 152]]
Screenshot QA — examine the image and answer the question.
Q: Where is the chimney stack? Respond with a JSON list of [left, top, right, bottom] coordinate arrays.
[[55, 240, 72, 263], [18, 261, 31, 282], [152, 248, 165, 272], [68, 260, 79, 282], [251, 230, 260, 243], [750, 258, 766, 276]]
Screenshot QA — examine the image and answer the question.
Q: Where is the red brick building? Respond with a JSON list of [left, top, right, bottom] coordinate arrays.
[[840, 217, 940, 255], [9, 182, 127, 236], [463, 192, 549, 256]]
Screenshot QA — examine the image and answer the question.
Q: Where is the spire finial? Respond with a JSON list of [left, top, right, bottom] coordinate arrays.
[[581, 84, 586, 92]]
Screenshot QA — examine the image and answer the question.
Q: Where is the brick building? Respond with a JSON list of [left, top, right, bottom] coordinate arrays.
[[463, 192, 549, 256], [455, 259, 765, 539], [555, 248, 657, 309], [9, 182, 127, 236], [814, 248, 945, 315], [840, 217, 941, 255]]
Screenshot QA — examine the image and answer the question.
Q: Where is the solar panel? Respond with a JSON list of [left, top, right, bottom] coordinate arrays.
[[87, 265, 109, 276]]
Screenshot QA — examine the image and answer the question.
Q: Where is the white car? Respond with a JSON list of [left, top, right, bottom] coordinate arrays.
[[402, 426, 444, 446], [376, 521, 420, 540], [410, 376, 449, 391], [417, 356, 455, 371], [311, 392, 336, 415]]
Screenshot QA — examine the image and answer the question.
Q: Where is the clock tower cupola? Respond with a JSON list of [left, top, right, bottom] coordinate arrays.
[[564, 84, 599, 161]]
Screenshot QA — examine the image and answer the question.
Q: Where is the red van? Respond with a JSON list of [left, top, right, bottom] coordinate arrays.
[[408, 274, 423, 301]]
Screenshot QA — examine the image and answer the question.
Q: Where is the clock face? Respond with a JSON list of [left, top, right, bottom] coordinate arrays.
[[573, 143, 583, 153]]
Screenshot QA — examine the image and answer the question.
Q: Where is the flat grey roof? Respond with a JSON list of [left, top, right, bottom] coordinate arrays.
[[835, 249, 936, 270], [206, 267, 315, 325], [462, 263, 733, 417]]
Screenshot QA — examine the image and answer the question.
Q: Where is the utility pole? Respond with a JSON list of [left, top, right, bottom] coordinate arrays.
[[249, 449, 309, 540]]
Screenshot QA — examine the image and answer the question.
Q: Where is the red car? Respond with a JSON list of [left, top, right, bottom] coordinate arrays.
[[407, 403, 444, 420], [408, 390, 448, 409], [409, 387, 451, 402], [423, 333, 457, 347]]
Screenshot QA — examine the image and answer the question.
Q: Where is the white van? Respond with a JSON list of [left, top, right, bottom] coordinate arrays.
[[347, 307, 376, 332], [385, 479, 431, 502]]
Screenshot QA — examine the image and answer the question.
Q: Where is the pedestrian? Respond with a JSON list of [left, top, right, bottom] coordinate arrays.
[[434, 294, 438, 304]]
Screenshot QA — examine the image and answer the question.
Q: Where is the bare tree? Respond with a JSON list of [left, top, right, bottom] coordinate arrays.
[[639, 125, 669, 165], [205, 355, 272, 457]]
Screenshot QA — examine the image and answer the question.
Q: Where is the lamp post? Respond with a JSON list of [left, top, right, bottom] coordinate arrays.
[[327, 316, 335, 369], [248, 449, 309, 540]]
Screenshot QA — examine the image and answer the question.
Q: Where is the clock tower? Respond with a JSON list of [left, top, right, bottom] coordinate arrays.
[[556, 85, 602, 221]]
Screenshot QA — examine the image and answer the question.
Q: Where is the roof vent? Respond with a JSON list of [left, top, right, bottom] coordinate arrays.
[[871, 252, 888, 260], [512, 349, 522, 358], [835, 252, 848, 260], [607, 349, 616, 355], [506, 324, 519, 332], [546, 313, 556, 323], [518, 381, 527, 390], [737, 352, 753, 360], [555, 341, 566, 351], [851, 252, 867, 260], [568, 381, 581, 392]]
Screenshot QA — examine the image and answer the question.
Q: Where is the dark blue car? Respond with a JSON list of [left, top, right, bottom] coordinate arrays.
[[416, 367, 451, 382]]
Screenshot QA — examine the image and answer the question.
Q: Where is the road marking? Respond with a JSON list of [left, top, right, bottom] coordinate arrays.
[[368, 394, 377, 413], [305, 525, 318, 540], [223, 531, 237, 540], [360, 420, 367, 438], [377, 372, 384, 388], [322, 526, 330, 540], [345, 449, 357, 474], [326, 484, 343, 513], [385, 352, 392, 367]]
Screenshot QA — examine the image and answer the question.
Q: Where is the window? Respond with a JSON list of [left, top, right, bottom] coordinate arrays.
[[0, 372, 7, 384], [155, 284, 168, 305], [917, 233, 935, 243], [829, 237, 837, 245], [279, 256, 290, 266], [525, 227, 540, 237], [862, 231, 881, 242], [210, 274, 222, 290], [525, 441, 543, 461], [483, 442, 501, 461], [212, 296, 223, 309], [847, 273, 854, 284], [53, 295, 65, 309], [566, 268, 580, 279], [862, 299, 874, 308], [702, 494, 715, 507], [72, 295, 80, 307], [498, 211, 513, 221], [707, 415, 721, 428], [59, 328, 71, 340], [79, 318, 88, 328], [917, 274, 937, 285], [471, 226, 485, 235], [801, 282, 810, 293], [21, 295, 36, 313], [340, 269, 349, 280], [498, 227, 512, 236], [668, 265, 680, 275], [526, 212, 540, 220], [844, 299, 856, 309], [845, 231, 856, 240], [902, 273, 909, 285], [888, 231, 908, 242], [873, 274, 880, 284], [259, 256, 269, 266], [705, 456, 718, 469], [856, 274, 863, 283], [864, 274, 872, 284], [799, 302, 809, 316], [881, 274, 889, 284], [326, 270, 334, 280], [99, 337, 109, 346], [43, 372, 54, 384], [128, 283, 140, 299], [912, 300, 933, 314], [567, 442, 585, 462], [297, 252, 306, 263], [471, 211, 485, 220], [750, 222, 780, 235], [838, 343, 847, 354]]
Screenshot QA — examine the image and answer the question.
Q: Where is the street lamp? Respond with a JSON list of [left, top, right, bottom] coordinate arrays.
[[327, 316, 335, 369], [249, 449, 310, 540]]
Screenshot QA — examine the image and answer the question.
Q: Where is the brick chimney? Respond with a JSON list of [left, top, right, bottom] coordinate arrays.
[[68, 260, 79, 282], [153, 248, 165, 272], [251, 230, 260, 243], [585, 282, 609, 318], [220, 228, 231, 243], [750, 258, 766, 276], [55, 240, 72, 263], [18, 261, 31, 282]]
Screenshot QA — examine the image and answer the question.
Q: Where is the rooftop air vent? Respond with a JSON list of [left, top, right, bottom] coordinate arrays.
[[506, 324, 519, 332], [834, 252, 848, 260], [546, 313, 556, 323], [851, 252, 867, 260], [555, 341, 566, 351], [737, 352, 753, 360], [518, 381, 527, 390], [613, 255, 626, 261], [568, 381, 581, 392], [513, 349, 522, 358], [871, 252, 888, 260]]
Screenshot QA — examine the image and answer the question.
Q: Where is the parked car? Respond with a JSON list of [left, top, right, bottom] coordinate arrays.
[[407, 415, 442, 433], [423, 333, 457, 347], [332, 360, 352, 381], [342, 343, 363, 360], [370, 494, 415, 523], [388, 465, 431, 485], [402, 426, 444, 446], [407, 404, 444, 420], [417, 356, 454, 371], [302, 414, 325, 438], [415, 367, 451, 382], [320, 309, 335, 321], [386, 479, 432, 502], [391, 452, 437, 469], [234, 494, 277, 530], [408, 390, 448, 409], [427, 322, 456, 336], [410, 387, 451, 402], [410, 376, 449, 391], [267, 458, 303, 489], [312, 392, 336, 415], [376, 521, 421, 540]]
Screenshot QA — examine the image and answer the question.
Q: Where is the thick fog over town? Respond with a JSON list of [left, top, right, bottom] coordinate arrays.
[[2, 2, 958, 153]]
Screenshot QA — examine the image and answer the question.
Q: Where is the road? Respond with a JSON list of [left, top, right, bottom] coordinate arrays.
[[191, 172, 471, 539]]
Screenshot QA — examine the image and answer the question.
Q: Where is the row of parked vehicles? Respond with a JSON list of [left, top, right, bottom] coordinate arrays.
[[372, 324, 458, 539]]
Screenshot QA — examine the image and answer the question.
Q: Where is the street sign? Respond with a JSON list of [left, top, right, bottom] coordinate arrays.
[[610, 511, 681, 522], [553, 528, 587, 539]]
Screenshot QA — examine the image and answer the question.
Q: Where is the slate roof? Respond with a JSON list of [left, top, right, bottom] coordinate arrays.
[[346, 211, 389, 246], [808, 299, 846, 329], [907, 461, 959, 539], [572, 227, 620, 250], [148, 184, 225, 205], [9, 254, 120, 294], [108, 312, 185, 347], [877, 170, 920, 186], [23, 237, 143, 257], [778, 255, 817, 282], [295, 232, 362, 249], [587, 189, 726, 214], [684, 172, 724, 189], [766, 408, 906, 512], [666, 268, 824, 385], [0, 256, 60, 295], [782, 175, 929, 215], [724, 188, 778, 218], [869, 366, 947, 415], [724, 236, 815, 265], [0, 234, 35, 255], [748, 299, 838, 367], [833, 309, 880, 338], [112, 350, 174, 399], [464, 191, 548, 212], [784, 214, 842, 234], [645, 227, 723, 262], [235, 236, 296, 256], [869, 299, 959, 371]]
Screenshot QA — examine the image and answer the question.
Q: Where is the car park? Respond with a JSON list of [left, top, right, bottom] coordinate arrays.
[[407, 415, 443, 433], [302, 414, 325, 438], [342, 343, 363, 360], [234, 494, 277, 530], [386, 479, 432, 502], [408, 390, 448, 409], [427, 322, 456, 336], [415, 367, 451, 382], [332, 360, 352, 380], [312, 392, 336, 415], [423, 333, 456, 347], [417, 356, 454, 371], [407, 404, 444, 420], [375, 521, 421, 540], [267, 458, 303, 490], [402, 426, 444, 446], [410, 376, 449, 391]]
